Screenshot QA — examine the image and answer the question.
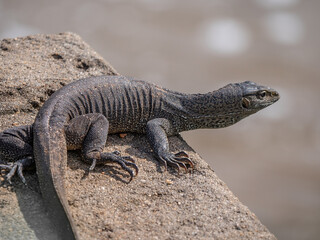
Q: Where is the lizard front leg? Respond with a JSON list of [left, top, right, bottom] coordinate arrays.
[[146, 118, 194, 172], [66, 114, 138, 181]]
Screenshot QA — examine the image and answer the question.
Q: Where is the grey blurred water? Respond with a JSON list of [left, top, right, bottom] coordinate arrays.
[[1, 0, 319, 239]]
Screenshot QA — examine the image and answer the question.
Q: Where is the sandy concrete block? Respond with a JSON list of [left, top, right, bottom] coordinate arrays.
[[0, 32, 276, 240]]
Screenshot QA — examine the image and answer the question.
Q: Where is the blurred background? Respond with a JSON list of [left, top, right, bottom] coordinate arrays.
[[1, 0, 319, 239]]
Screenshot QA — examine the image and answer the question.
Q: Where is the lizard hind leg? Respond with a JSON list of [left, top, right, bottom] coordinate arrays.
[[0, 125, 35, 185], [68, 114, 138, 182]]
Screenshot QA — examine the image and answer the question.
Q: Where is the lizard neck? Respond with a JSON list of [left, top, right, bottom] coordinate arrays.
[[164, 84, 247, 131]]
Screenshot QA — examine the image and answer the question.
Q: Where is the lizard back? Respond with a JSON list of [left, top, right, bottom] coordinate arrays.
[[50, 76, 164, 133]]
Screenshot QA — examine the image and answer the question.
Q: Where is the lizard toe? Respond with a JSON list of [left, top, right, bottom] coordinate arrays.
[[88, 158, 97, 171], [158, 152, 194, 174], [96, 152, 139, 181], [121, 157, 139, 176], [173, 156, 194, 170], [1, 161, 26, 185], [174, 151, 189, 158], [0, 156, 31, 185], [163, 157, 181, 174]]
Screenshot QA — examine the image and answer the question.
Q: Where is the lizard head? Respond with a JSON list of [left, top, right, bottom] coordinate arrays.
[[237, 81, 280, 113], [177, 81, 280, 130], [198, 81, 280, 128]]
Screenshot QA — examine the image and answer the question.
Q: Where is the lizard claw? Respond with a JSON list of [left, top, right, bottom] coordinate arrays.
[[0, 157, 32, 185], [112, 150, 121, 156], [89, 159, 97, 171], [174, 151, 189, 158], [112, 156, 139, 182], [88, 152, 139, 182], [157, 151, 194, 173]]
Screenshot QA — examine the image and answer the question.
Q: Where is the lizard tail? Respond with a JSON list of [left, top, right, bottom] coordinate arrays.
[[33, 96, 79, 239]]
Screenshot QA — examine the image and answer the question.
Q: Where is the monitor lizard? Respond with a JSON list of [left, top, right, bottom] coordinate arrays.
[[0, 75, 280, 239]]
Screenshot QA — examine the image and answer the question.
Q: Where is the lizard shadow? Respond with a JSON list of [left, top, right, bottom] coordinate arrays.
[[117, 133, 193, 175], [67, 133, 180, 181], [3, 142, 138, 240], [4, 171, 62, 240], [67, 151, 133, 184], [5, 134, 191, 240], [109, 133, 166, 174]]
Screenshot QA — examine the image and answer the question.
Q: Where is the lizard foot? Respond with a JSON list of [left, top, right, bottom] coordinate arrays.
[[157, 151, 194, 173], [88, 152, 138, 182], [0, 156, 33, 185]]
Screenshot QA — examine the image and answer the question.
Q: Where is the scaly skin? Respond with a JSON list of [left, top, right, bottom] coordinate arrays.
[[0, 76, 279, 239]]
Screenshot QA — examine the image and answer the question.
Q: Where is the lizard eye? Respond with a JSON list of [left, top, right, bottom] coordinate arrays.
[[241, 97, 250, 109], [258, 91, 266, 99]]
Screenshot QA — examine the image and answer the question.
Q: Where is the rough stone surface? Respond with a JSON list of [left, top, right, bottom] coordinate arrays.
[[0, 33, 276, 240]]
